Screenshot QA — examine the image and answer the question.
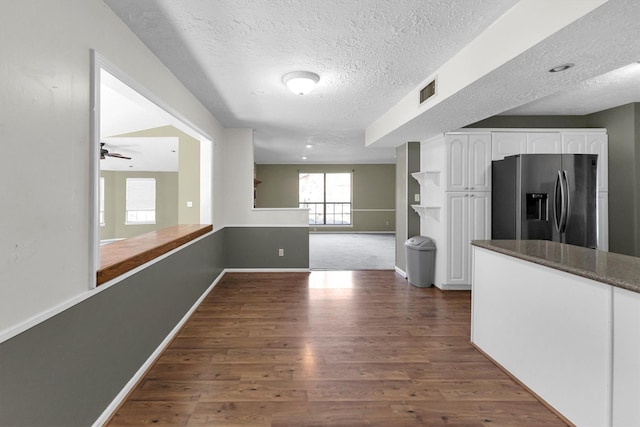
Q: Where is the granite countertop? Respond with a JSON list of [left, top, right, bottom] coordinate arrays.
[[471, 240, 640, 294]]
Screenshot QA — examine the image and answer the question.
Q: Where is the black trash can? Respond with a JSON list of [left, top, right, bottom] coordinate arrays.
[[404, 236, 436, 287]]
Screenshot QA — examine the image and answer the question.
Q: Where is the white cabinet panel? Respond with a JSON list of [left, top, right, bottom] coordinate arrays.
[[562, 131, 608, 191], [472, 247, 613, 427], [588, 133, 608, 192], [526, 132, 561, 154], [468, 134, 492, 191], [447, 133, 491, 191], [445, 192, 490, 286], [562, 132, 587, 153], [598, 192, 609, 251], [446, 135, 468, 191], [492, 132, 526, 160], [469, 193, 491, 242], [612, 287, 640, 427], [446, 193, 469, 284]]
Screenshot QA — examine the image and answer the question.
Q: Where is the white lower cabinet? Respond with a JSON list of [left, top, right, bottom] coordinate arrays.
[[598, 192, 609, 251], [613, 287, 640, 427], [445, 192, 490, 287]]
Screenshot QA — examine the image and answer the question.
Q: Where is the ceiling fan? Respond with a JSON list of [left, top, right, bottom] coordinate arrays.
[[100, 142, 131, 160]]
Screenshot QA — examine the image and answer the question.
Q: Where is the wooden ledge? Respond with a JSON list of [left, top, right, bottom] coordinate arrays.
[[98, 224, 213, 286]]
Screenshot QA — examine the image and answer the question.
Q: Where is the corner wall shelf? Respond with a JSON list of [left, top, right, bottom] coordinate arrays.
[[411, 171, 441, 187], [411, 205, 441, 221]]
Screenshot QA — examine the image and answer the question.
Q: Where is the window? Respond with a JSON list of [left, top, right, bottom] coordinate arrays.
[[99, 177, 105, 226], [125, 178, 156, 224], [299, 172, 351, 225]]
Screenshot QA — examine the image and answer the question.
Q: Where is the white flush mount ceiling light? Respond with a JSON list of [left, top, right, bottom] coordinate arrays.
[[282, 71, 320, 95]]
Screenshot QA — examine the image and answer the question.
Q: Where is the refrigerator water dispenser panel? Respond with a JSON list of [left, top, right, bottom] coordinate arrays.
[[526, 193, 548, 221]]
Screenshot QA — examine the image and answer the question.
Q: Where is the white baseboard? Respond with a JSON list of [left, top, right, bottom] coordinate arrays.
[[394, 266, 407, 278], [440, 284, 472, 291], [224, 268, 310, 273], [92, 271, 226, 427]]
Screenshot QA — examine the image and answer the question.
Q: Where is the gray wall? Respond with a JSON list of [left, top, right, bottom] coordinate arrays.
[[255, 164, 395, 232], [0, 226, 308, 427], [225, 227, 309, 268], [467, 115, 588, 128], [586, 104, 640, 256]]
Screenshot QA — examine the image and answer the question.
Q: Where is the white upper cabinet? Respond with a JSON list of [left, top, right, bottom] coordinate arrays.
[[588, 132, 609, 192], [446, 133, 491, 192], [469, 134, 493, 191], [492, 132, 526, 160], [491, 129, 608, 192], [562, 132, 587, 153], [446, 134, 468, 191], [526, 132, 561, 154], [563, 131, 608, 191]]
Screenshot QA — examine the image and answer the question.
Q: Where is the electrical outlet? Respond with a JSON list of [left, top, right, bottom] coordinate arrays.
[[385, 221, 389, 226], [278, 248, 284, 257], [414, 194, 420, 202], [186, 201, 193, 207]]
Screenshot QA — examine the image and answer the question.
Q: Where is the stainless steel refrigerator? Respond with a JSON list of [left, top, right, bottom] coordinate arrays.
[[492, 154, 598, 248]]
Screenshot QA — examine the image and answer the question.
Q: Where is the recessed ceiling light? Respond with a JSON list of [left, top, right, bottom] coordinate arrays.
[[305, 144, 313, 149], [549, 63, 574, 73], [301, 156, 307, 160]]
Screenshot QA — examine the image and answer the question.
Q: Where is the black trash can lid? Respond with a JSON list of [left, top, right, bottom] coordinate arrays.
[[404, 236, 436, 250]]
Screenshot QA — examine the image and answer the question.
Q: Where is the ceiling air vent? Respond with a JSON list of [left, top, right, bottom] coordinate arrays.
[[419, 79, 436, 104]]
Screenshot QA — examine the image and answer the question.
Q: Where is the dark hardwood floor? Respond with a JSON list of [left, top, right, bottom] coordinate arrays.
[[107, 271, 567, 426]]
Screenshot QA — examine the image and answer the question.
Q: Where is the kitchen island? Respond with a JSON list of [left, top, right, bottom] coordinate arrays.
[[471, 240, 640, 427]]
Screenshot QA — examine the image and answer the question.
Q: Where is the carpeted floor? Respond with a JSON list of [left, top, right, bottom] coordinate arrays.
[[309, 233, 395, 270]]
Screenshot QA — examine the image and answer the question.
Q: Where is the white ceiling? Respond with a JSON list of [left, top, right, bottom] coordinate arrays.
[[101, 69, 186, 171], [100, 137, 179, 172], [103, 0, 640, 164], [504, 62, 640, 116]]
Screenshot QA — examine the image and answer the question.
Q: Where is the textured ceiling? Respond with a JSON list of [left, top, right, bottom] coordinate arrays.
[[503, 62, 640, 116], [104, 0, 520, 163], [366, 0, 640, 146], [104, 0, 640, 163]]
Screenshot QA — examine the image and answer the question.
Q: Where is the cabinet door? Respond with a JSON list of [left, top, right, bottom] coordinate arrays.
[[446, 193, 469, 285], [446, 134, 468, 191], [526, 132, 561, 154], [588, 133, 608, 192], [468, 192, 491, 288], [469, 193, 491, 242], [492, 132, 526, 160], [597, 192, 609, 251], [562, 132, 587, 153], [468, 134, 492, 191], [612, 288, 640, 427]]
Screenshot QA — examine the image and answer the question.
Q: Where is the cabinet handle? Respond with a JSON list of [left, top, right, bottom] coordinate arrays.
[[470, 194, 475, 198], [470, 187, 474, 190]]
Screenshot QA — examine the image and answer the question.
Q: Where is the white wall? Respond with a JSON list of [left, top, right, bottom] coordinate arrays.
[[0, 0, 226, 334], [221, 128, 309, 227]]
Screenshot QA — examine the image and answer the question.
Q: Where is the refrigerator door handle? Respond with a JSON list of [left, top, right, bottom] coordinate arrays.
[[554, 171, 564, 232], [561, 170, 570, 233]]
